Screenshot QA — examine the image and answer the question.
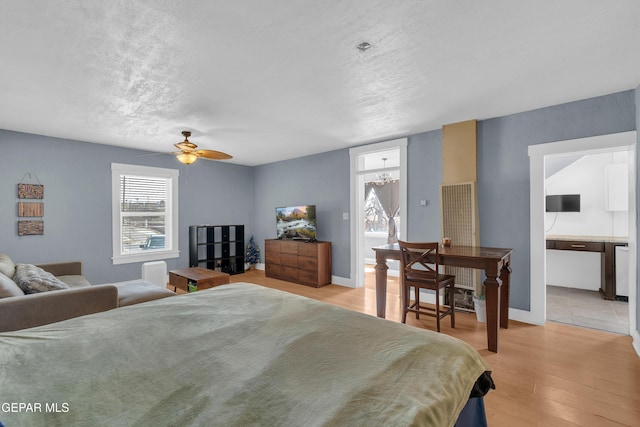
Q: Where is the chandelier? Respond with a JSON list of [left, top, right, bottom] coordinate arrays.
[[375, 158, 394, 184]]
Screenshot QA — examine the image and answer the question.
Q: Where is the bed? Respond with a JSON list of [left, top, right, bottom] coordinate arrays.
[[0, 283, 493, 426]]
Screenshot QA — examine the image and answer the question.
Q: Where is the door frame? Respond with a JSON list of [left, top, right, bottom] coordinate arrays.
[[349, 138, 407, 287], [528, 131, 637, 332]]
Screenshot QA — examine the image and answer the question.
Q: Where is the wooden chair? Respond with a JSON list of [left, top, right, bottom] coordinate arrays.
[[398, 241, 456, 332]]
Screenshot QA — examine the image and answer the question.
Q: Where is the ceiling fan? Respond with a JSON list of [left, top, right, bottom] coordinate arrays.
[[172, 131, 232, 164]]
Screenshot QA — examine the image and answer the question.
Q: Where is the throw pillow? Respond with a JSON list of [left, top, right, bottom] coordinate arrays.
[[0, 253, 16, 279], [13, 263, 70, 294], [0, 272, 24, 298]]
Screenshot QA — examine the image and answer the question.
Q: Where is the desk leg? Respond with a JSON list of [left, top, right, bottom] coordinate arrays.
[[484, 268, 502, 353], [499, 263, 511, 329], [375, 253, 389, 318], [602, 242, 616, 300]]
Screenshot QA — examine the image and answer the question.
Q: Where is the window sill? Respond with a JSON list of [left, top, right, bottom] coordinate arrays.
[[112, 250, 180, 265]]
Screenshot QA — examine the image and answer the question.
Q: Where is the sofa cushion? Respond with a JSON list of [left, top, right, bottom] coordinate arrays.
[[13, 264, 70, 294], [0, 285, 118, 332], [114, 280, 176, 306], [57, 275, 92, 288], [0, 253, 16, 279], [0, 272, 24, 298]]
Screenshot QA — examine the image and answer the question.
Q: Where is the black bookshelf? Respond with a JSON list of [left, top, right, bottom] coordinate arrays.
[[189, 225, 245, 275]]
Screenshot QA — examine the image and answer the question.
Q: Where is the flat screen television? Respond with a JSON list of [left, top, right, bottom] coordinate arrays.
[[546, 194, 580, 212], [276, 205, 316, 240]]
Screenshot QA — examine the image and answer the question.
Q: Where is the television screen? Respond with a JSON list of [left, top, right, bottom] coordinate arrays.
[[276, 205, 316, 240], [546, 194, 580, 212]]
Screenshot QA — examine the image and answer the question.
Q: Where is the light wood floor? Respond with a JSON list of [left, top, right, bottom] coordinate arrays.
[[227, 268, 640, 427]]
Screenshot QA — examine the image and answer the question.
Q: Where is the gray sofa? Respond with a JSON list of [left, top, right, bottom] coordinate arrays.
[[0, 253, 175, 332]]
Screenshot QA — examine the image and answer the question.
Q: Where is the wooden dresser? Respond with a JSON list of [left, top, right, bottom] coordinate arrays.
[[265, 239, 332, 287]]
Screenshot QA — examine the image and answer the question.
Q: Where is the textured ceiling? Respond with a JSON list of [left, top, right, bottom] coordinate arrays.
[[1, 1, 639, 166]]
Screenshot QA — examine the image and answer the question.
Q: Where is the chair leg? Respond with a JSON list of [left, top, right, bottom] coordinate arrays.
[[449, 285, 455, 328], [401, 283, 408, 324], [435, 287, 441, 332], [414, 286, 420, 319]]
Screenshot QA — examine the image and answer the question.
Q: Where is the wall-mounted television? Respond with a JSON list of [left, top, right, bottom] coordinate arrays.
[[546, 194, 580, 212], [276, 205, 316, 240]]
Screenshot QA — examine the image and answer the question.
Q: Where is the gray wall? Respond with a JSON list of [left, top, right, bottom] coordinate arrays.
[[252, 149, 351, 277], [478, 90, 636, 310], [385, 90, 636, 312], [406, 129, 444, 241], [0, 130, 254, 284]]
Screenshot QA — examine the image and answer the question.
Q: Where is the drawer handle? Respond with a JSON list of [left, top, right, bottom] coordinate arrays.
[[570, 244, 586, 248]]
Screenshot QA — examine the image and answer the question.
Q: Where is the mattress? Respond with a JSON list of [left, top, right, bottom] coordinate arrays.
[[0, 283, 492, 426]]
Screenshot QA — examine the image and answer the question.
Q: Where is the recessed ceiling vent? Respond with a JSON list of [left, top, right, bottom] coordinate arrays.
[[356, 42, 372, 52]]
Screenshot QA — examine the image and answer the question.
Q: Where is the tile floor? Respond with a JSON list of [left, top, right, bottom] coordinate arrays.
[[546, 285, 629, 334]]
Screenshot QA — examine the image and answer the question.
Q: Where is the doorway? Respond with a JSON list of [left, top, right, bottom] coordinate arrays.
[[529, 131, 637, 335], [349, 139, 407, 287], [544, 150, 630, 334]]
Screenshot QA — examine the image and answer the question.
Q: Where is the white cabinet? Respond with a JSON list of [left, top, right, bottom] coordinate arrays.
[[605, 163, 628, 211]]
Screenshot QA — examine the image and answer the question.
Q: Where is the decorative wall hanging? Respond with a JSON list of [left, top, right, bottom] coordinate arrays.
[[17, 183, 44, 199], [17, 172, 45, 236], [18, 220, 44, 236], [17, 202, 44, 217]]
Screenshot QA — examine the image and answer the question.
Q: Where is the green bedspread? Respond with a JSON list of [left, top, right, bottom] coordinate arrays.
[[0, 283, 490, 426]]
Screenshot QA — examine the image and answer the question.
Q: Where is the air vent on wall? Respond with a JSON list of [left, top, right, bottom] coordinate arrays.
[[440, 182, 481, 293]]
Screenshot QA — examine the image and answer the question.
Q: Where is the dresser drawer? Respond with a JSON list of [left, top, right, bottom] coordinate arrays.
[[281, 253, 298, 267], [298, 269, 319, 286], [265, 240, 281, 253], [281, 266, 298, 281], [554, 241, 604, 252], [265, 251, 281, 264], [298, 243, 318, 257], [298, 256, 318, 270], [281, 241, 299, 254], [265, 264, 282, 279]]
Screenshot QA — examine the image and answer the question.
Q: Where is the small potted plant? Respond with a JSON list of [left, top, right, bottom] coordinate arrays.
[[473, 285, 486, 323], [187, 280, 198, 293]]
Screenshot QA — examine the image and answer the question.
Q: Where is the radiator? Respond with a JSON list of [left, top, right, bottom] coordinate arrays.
[[440, 182, 481, 294], [141, 261, 168, 288]]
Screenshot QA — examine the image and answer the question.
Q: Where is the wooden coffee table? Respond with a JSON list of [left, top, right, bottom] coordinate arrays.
[[169, 267, 230, 293]]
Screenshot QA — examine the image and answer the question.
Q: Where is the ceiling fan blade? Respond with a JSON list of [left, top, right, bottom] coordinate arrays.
[[137, 151, 172, 157], [196, 149, 233, 160], [175, 141, 197, 152]]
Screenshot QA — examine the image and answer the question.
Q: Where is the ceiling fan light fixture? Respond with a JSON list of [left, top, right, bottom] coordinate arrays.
[[177, 152, 198, 165]]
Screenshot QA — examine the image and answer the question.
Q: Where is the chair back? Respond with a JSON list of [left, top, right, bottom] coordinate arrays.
[[398, 241, 441, 283]]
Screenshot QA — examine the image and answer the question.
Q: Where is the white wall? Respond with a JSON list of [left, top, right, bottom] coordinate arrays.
[[545, 151, 629, 237], [545, 151, 629, 290]]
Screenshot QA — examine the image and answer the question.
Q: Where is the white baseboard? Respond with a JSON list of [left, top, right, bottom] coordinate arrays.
[[331, 276, 354, 287], [508, 307, 544, 326], [632, 330, 640, 357]]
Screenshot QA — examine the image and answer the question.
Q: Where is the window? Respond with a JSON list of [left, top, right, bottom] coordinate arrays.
[[111, 163, 179, 265], [364, 185, 400, 237]]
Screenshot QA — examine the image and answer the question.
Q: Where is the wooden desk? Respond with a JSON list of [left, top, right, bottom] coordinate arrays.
[[169, 267, 230, 293], [373, 243, 513, 353], [545, 235, 627, 300]]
